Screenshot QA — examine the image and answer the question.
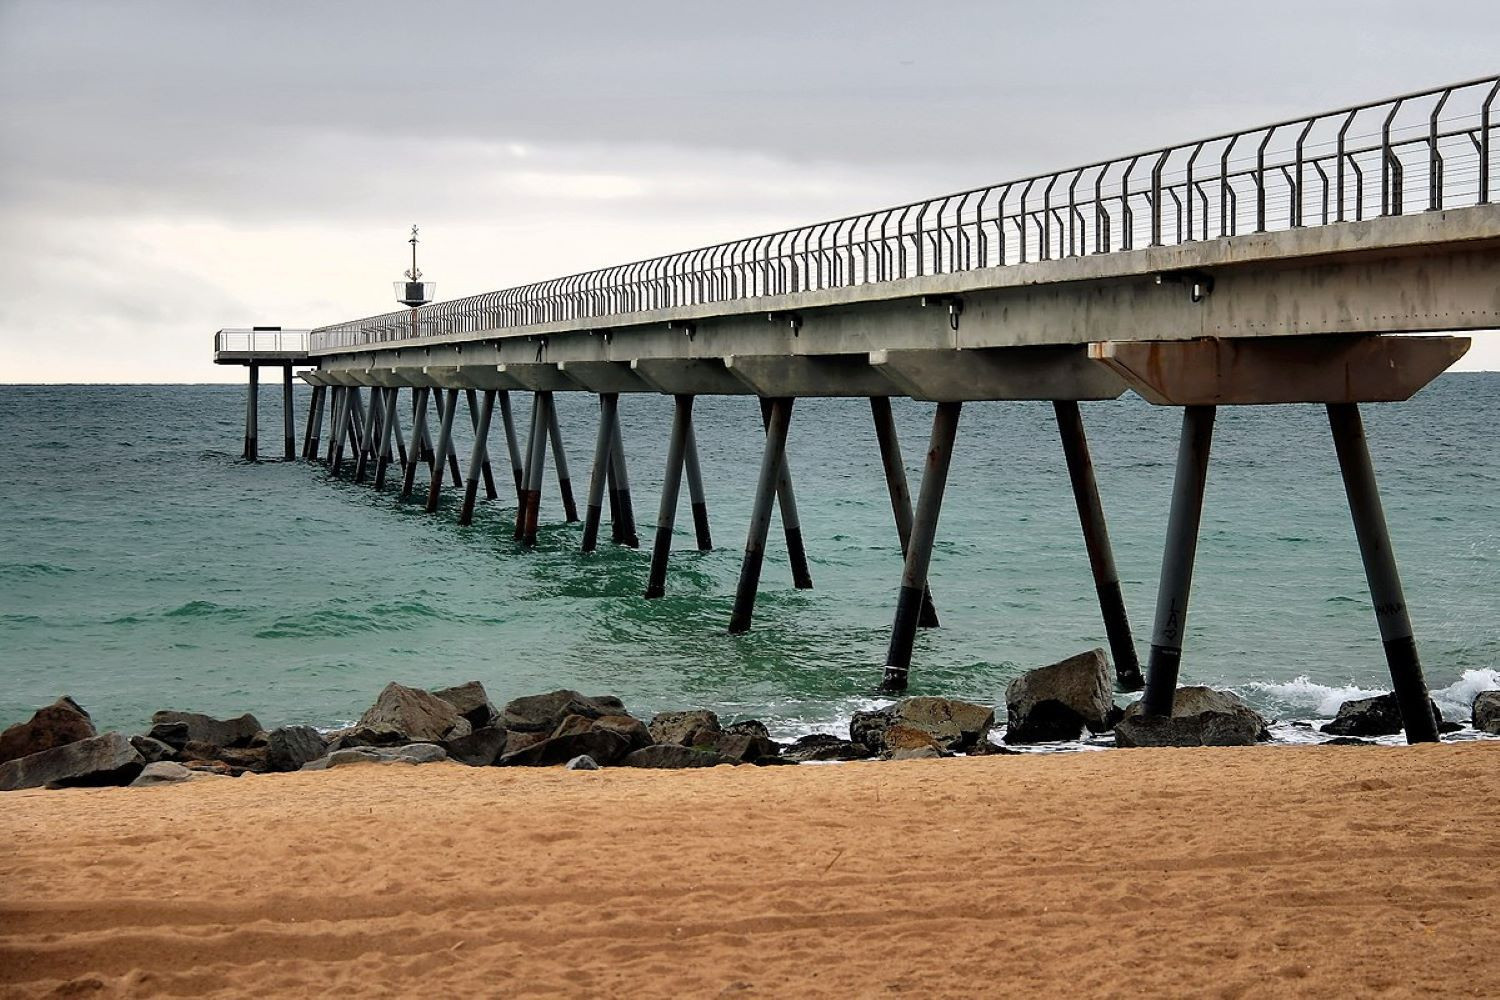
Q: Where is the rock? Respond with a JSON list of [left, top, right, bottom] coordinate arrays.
[[850, 697, 994, 754], [619, 744, 737, 769], [431, 681, 498, 729], [1474, 691, 1500, 735], [499, 729, 631, 767], [349, 682, 470, 745], [148, 711, 262, 750], [1324, 736, 1376, 746], [301, 743, 448, 771], [724, 720, 770, 740], [648, 710, 722, 748], [1003, 648, 1116, 744], [553, 713, 653, 753], [889, 746, 943, 761], [711, 732, 783, 764], [1115, 687, 1270, 748], [566, 755, 601, 771], [129, 761, 230, 786], [881, 723, 942, 753], [968, 740, 1022, 756], [443, 726, 509, 767], [782, 734, 873, 762], [500, 690, 628, 733], [0, 732, 145, 791], [0, 696, 97, 766], [266, 726, 328, 772], [213, 745, 269, 773], [1321, 693, 1444, 738], [129, 735, 177, 764]]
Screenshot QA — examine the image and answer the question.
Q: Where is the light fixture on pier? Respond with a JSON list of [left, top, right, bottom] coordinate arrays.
[[395, 225, 435, 307]]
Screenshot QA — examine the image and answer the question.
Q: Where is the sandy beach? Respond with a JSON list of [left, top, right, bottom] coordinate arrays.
[[2, 743, 1497, 998]]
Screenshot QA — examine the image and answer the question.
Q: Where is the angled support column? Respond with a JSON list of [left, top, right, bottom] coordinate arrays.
[[281, 365, 296, 461], [581, 393, 619, 553], [869, 397, 938, 628], [302, 384, 324, 460], [881, 401, 962, 692], [354, 387, 378, 483], [426, 388, 460, 513], [1140, 405, 1216, 717], [548, 404, 580, 522], [645, 394, 694, 599], [1327, 403, 1440, 743], [326, 387, 347, 471], [243, 364, 259, 460], [373, 386, 400, 491], [759, 398, 813, 590], [400, 387, 431, 500], [498, 390, 525, 502], [608, 415, 640, 547], [515, 394, 541, 540], [459, 390, 497, 526], [520, 392, 552, 547], [1054, 400, 1143, 690], [390, 392, 408, 471], [431, 389, 463, 487], [729, 397, 794, 634], [684, 421, 712, 550], [466, 389, 498, 501]]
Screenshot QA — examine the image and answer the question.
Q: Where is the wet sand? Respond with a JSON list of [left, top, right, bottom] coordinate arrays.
[[2, 743, 1498, 998]]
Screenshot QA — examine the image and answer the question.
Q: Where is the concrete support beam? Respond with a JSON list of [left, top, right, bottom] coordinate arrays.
[[498, 363, 579, 392], [724, 354, 895, 397], [870, 346, 1125, 402], [557, 360, 654, 394], [631, 358, 752, 395]]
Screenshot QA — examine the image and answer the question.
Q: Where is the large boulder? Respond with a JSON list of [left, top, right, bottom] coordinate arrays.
[[147, 710, 263, 750], [554, 714, 653, 753], [348, 683, 471, 746], [619, 744, 738, 769], [432, 681, 498, 729], [851, 697, 994, 754], [1474, 691, 1500, 735], [1321, 693, 1446, 738], [0, 732, 145, 791], [500, 691, 628, 733], [266, 726, 328, 772], [648, 710, 722, 748], [1115, 687, 1270, 748], [1004, 648, 1116, 744], [0, 696, 97, 765], [129, 761, 230, 787], [129, 735, 177, 764], [782, 734, 873, 762], [711, 732, 783, 764], [443, 726, 509, 767], [301, 744, 448, 770], [498, 729, 631, 767]]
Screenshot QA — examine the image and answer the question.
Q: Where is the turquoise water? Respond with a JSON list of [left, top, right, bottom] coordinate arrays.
[[1, 379, 1496, 739]]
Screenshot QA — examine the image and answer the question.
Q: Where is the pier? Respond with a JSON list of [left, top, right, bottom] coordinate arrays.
[[218, 76, 1500, 745]]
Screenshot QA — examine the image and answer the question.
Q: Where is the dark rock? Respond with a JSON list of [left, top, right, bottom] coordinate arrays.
[[968, 740, 1022, 756], [130, 761, 229, 786], [1115, 687, 1270, 748], [619, 744, 737, 769], [443, 725, 509, 766], [1321, 693, 1444, 738], [1438, 718, 1462, 735], [850, 697, 994, 754], [500, 690, 628, 733], [553, 713, 653, 753], [0, 732, 145, 791], [782, 734, 873, 762], [499, 729, 631, 767], [724, 720, 770, 740], [129, 735, 177, 764], [148, 710, 262, 749], [301, 744, 448, 770], [1004, 648, 1116, 744], [266, 726, 328, 773], [213, 745, 269, 773], [889, 746, 943, 761], [1324, 736, 1376, 746], [649, 710, 722, 748], [565, 755, 600, 771], [711, 732, 782, 764], [432, 681, 498, 729], [0, 696, 97, 766], [880, 723, 943, 753], [1474, 691, 1500, 735], [349, 682, 470, 746]]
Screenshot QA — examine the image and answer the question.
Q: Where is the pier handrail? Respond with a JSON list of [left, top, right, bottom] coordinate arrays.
[[309, 74, 1500, 352], [215, 329, 311, 355]]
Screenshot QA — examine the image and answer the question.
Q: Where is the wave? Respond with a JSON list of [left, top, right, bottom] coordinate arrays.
[[0, 562, 77, 581], [1243, 668, 1499, 720]]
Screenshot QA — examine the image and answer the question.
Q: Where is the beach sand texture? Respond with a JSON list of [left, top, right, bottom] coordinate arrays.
[[2, 744, 1497, 998]]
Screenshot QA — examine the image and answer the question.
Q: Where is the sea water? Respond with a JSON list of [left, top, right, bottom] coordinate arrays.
[[1, 378, 1496, 742]]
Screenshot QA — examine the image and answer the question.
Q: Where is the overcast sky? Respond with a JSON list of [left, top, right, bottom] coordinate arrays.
[[2, 0, 1497, 382]]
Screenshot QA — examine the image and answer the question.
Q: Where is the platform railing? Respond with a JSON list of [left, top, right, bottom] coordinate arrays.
[[310, 75, 1500, 353], [215, 329, 311, 355]]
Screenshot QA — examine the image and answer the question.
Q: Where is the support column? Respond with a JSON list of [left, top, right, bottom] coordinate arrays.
[[466, 389, 499, 501], [325, 387, 345, 470], [431, 389, 463, 487], [389, 392, 408, 471], [498, 390, 525, 502], [881, 401, 962, 692], [459, 390, 497, 526], [730, 397, 794, 634], [426, 388, 460, 513], [548, 404, 580, 522], [302, 385, 323, 460], [400, 387, 431, 500], [1054, 400, 1143, 690], [760, 399, 812, 590], [581, 393, 618, 553], [354, 387, 378, 483], [243, 364, 259, 461], [608, 416, 640, 547], [683, 420, 713, 550], [373, 386, 400, 491], [521, 392, 552, 547], [332, 387, 357, 476], [645, 394, 694, 599], [870, 397, 938, 628], [515, 395, 541, 540], [1140, 405, 1216, 717], [282, 365, 296, 461], [1327, 403, 1440, 743]]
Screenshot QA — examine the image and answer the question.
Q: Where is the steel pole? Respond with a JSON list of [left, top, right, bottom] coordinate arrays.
[[431, 389, 463, 487], [498, 390, 525, 503], [881, 401, 961, 692], [581, 393, 618, 553], [1327, 402, 1440, 743], [400, 387, 430, 500], [683, 419, 713, 550], [466, 389, 499, 501], [281, 365, 295, 460], [609, 416, 640, 547], [729, 397, 794, 633], [1141, 405, 1216, 716], [515, 394, 541, 540], [326, 387, 346, 471], [870, 396, 938, 628], [426, 389, 460, 513], [521, 392, 552, 546], [243, 364, 259, 461], [547, 404, 580, 522], [301, 384, 322, 460], [645, 394, 693, 599], [353, 387, 377, 483], [459, 390, 497, 526], [373, 385, 400, 491], [760, 398, 813, 590]]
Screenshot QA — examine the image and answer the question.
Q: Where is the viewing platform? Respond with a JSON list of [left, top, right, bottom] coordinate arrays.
[[213, 327, 310, 366]]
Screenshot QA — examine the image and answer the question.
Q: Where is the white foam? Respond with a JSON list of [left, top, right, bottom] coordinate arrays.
[[1430, 668, 1500, 719], [1241, 676, 1385, 718]]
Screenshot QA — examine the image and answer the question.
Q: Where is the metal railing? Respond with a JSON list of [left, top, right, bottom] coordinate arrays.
[[311, 75, 1500, 352], [215, 329, 311, 355]]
